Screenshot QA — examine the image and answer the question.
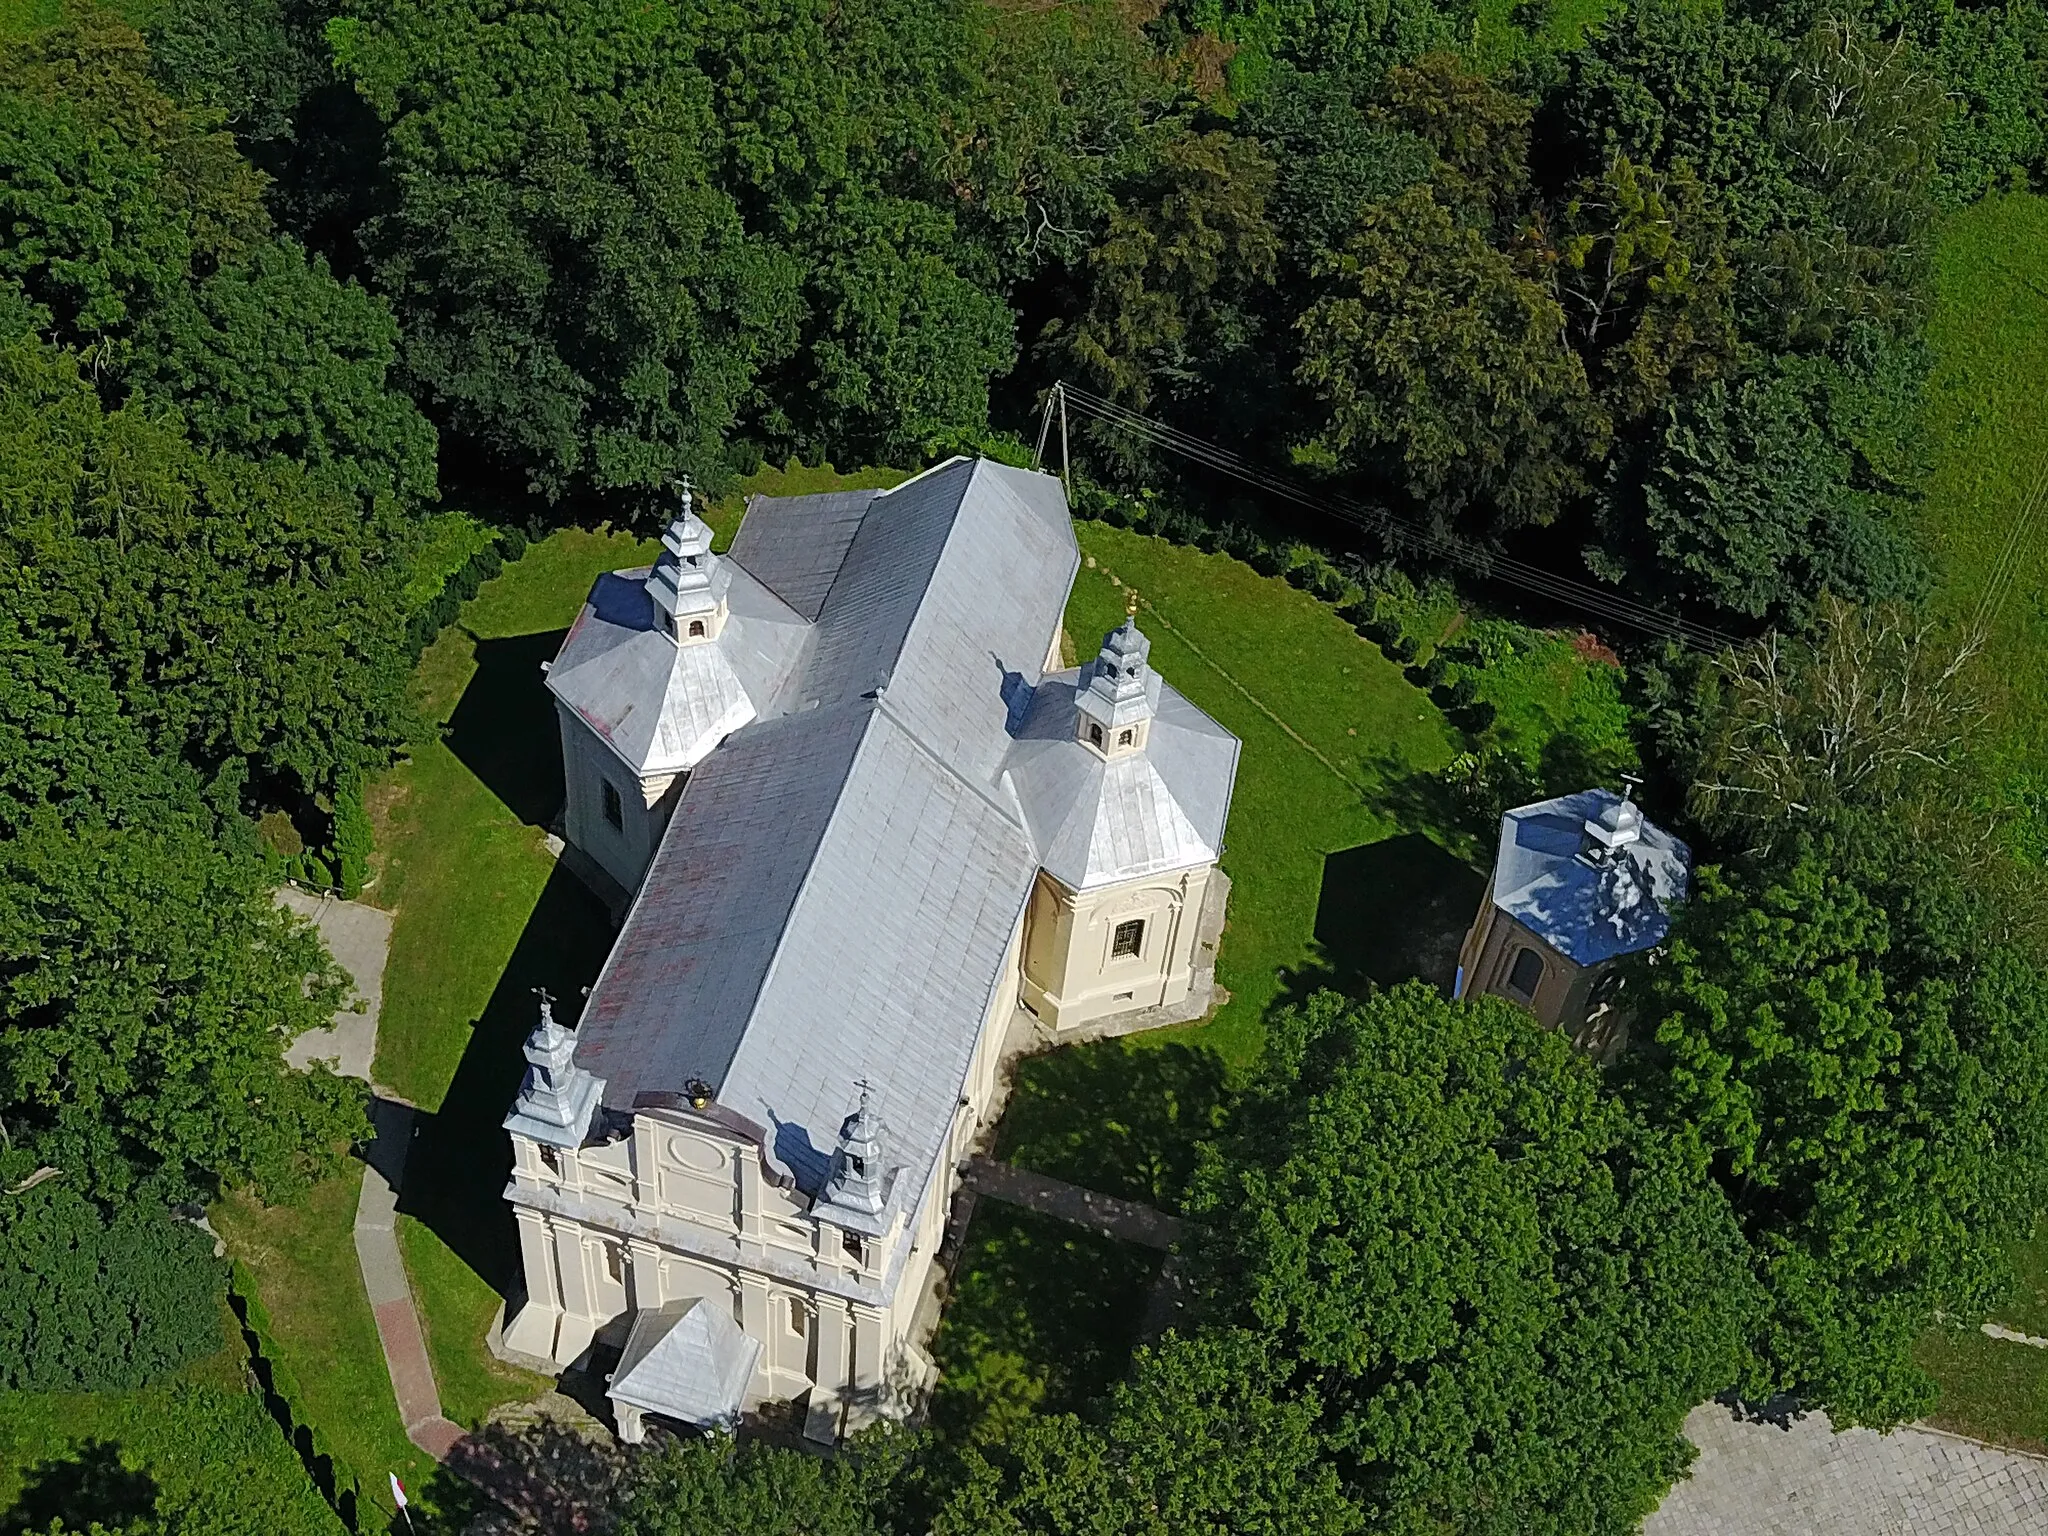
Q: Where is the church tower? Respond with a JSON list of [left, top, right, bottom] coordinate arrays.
[[1075, 596, 1156, 757], [645, 480, 730, 645]]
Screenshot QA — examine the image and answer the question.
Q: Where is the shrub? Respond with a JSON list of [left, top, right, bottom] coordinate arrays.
[[0, 1181, 224, 1393]]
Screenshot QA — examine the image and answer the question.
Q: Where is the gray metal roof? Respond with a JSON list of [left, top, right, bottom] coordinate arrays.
[[608, 1298, 760, 1429], [559, 458, 1239, 1301], [726, 489, 879, 622], [1005, 676, 1238, 891], [547, 565, 810, 777], [1491, 789, 1691, 966]]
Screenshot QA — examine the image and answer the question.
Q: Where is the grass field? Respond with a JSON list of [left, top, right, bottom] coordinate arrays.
[[1918, 1220, 2048, 1455], [1919, 192, 2048, 768], [1912, 191, 2048, 1447], [0, 1308, 346, 1534], [210, 1179, 435, 1520]]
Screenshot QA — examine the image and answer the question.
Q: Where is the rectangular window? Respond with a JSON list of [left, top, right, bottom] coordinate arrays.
[[1506, 946, 1544, 1002], [603, 1243, 623, 1284], [841, 1230, 864, 1265], [539, 1145, 561, 1176], [788, 1297, 807, 1336], [1112, 919, 1144, 959], [601, 779, 623, 830]]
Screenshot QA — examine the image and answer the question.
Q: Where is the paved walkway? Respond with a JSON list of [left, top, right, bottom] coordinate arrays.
[[356, 1097, 466, 1460], [272, 884, 471, 1461], [1646, 1401, 2048, 1534], [960, 1156, 1189, 1250], [277, 886, 392, 1081]]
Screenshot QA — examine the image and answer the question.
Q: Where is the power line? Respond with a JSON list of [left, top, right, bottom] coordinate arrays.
[[1036, 382, 1743, 653]]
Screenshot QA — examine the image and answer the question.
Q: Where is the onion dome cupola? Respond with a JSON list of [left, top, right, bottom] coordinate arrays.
[[645, 479, 732, 646], [503, 990, 606, 1149], [1075, 597, 1161, 757]]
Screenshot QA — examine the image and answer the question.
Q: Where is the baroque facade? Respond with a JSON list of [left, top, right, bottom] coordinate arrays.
[[500, 458, 1239, 1441]]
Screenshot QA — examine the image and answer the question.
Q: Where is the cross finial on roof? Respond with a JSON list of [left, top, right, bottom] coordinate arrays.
[[533, 985, 556, 1030], [677, 472, 694, 519], [1619, 772, 1642, 805], [854, 1075, 873, 1111]]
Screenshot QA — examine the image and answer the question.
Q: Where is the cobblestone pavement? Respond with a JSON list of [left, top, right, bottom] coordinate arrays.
[[1646, 1401, 2048, 1534]]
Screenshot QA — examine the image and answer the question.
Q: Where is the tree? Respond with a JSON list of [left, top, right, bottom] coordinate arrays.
[[0, 794, 367, 1197], [616, 1429, 910, 1536], [1624, 832, 2048, 1426], [1042, 130, 1278, 419], [333, 0, 1008, 499], [1297, 184, 1607, 535], [1691, 595, 1981, 834], [1551, 155, 1739, 422], [0, 1175, 223, 1392], [0, 334, 420, 804], [1596, 353, 1924, 624], [1173, 984, 1756, 1536], [938, 1327, 1358, 1536], [129, 236, 437, 504], [0, 13, 435, 509]]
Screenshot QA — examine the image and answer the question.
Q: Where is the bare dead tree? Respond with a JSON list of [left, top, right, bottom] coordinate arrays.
[[1691, 596, 1986, 841]]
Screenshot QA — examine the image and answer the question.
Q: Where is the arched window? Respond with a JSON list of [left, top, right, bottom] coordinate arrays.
[[1088, 723, 1105, 748], [1117, 728, 1134, 747], [688, 618, 706, 638], [1505, 946, 1543, 1002]]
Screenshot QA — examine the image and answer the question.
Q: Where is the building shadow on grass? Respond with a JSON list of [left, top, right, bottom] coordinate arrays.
[[397, 862, 615, 1294], [445, 630, 570, 830], [1274, 833, 1485, 1014], [0, 1443, 156, 1535]]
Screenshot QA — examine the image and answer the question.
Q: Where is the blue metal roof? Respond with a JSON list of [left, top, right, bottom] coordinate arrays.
[[1490, 789, 1691, 967]]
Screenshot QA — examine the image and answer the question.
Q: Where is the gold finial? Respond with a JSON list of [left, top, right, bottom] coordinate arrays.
[[1126, 588, 1140, 618]]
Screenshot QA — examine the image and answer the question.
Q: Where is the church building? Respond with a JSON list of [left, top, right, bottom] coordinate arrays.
[[499, 458, 1239, 1441]]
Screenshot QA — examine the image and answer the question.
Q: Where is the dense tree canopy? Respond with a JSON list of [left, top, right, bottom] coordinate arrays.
[[942, 986, 1757, 1536], [1626, 827, 2048, 1425]]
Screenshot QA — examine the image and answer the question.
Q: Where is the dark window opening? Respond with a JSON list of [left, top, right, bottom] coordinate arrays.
[[1117, 728, 1134, 747], [788, 1297, 806, 1335], [601, 779, 623, 830], [539, 1145, 560, 1175], [1506, 947, 1543, 1001], [850, 1155, 865, 1176], [1088, 723, 1104, 748], [841, 1230, 864, 1264], [1112, 919, 1144, 959], [688, 618, 706, 638]]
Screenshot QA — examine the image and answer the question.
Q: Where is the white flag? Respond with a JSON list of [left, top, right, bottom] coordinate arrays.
[[390, 1472, 409, 1511]]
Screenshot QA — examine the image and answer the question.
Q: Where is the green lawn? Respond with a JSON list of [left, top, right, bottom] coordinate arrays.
[[1, 1352, 346, 1535], [1067, 524, 1469, 1066], [210, 1178, 436, 1520], [1920, 191, 2048, 767], [1912, 192, 2048, 1446], [1918, 1219, 2048, 1455]]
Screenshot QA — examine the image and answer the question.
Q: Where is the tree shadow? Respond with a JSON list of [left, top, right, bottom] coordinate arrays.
[[397, 863, 616, 1293], [0, 1442, 156, 1535], [994, 1039, 1230, 1213], [927, 1204, 1161, 1449], [445, 630, 570, 830], [1288, 834, 1486, 1008]]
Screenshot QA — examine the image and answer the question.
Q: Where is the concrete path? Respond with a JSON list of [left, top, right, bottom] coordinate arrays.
[[960, 1156, 1188, 1250], [1646, 1401, 2048, 1534], [355, 1097, 466, 1460], [269, 884, 471, 1461], [277, 885, 392, 1081]]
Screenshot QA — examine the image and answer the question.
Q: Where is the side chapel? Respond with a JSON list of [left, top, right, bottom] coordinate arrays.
[[499, 458, 1239, 1441]]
